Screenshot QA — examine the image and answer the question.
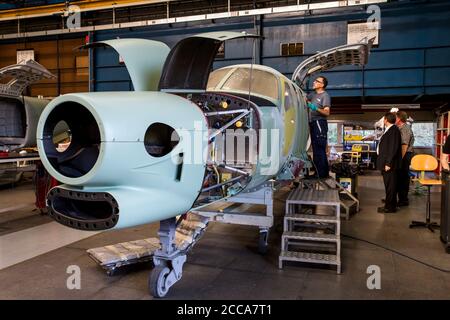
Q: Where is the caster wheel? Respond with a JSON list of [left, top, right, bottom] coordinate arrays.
[[258, 231, 269, 255], [106, 268, 117, 276], [149, 266, 171, 298]]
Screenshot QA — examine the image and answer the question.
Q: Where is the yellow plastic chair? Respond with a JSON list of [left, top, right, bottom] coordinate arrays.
[[350, 144, 370, 165], [350, 144, 362, 164], [409, 154, 442, 232]]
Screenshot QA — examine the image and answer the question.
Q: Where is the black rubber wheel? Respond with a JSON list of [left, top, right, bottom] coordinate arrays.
[[258, 231, 269, 254], [149, 265, 171, 298], [106, 268, 117, 276]]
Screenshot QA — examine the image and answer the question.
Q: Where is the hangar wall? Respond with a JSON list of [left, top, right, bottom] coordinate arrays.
[[0, 37, 89, 96], [0, 0, 448, 121], [90, 0, 450, 103]]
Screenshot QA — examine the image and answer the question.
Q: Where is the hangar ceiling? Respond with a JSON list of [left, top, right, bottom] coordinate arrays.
[[0, 0, 384, 35]]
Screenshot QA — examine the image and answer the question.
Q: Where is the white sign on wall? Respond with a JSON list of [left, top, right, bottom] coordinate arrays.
[[347, 22, 379, 45], [16, 49, 35, 64]]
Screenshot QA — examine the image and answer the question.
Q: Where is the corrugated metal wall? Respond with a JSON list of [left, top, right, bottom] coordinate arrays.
[[91, 1, 450, 100]]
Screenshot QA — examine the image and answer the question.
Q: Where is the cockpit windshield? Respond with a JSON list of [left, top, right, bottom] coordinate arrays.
[[207, 67, 279, 101]]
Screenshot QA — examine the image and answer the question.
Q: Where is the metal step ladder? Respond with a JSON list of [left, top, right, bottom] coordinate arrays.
[[300, 176, 359, 220], [279, 188, 341, 274]]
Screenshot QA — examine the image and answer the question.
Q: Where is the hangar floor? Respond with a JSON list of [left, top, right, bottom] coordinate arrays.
[[0, 172, 449, 300]]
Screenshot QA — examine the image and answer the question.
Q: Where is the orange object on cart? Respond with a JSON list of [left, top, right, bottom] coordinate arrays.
[[34, 161, 58, 212]]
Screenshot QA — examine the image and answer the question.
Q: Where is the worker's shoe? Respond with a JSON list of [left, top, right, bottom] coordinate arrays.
[[290, 181, 300, 190], [397, 201, 409, 207], [377, 206, 396, 213]]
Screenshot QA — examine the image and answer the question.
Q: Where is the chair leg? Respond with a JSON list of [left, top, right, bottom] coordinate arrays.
[[428, 222, 440, 233], [410, 220, 427, 228], [409, 186, 439, 232]]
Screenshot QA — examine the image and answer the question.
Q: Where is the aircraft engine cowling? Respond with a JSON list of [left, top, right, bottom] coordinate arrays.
[[37, 91, 208, 231]]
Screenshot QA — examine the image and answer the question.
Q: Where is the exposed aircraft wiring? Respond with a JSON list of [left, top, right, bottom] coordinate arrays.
[[212, 164, 225, 197]]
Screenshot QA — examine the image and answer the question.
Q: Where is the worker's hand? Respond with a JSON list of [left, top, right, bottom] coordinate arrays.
[[307, 102, 318, 111], [385, 165, 391, 172]]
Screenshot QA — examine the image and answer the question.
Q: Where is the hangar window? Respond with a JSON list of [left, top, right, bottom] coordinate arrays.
[[328, 123, 339, 146], [412, 122, 435, 147], [280, 42, 304, 56], [144, 122, 180, 157], [221, 68, 279, 101]]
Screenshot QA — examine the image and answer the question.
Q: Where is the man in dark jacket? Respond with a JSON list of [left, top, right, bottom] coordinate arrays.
[[377, 112, 402, 213]]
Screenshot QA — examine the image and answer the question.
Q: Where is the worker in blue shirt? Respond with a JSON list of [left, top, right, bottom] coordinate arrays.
[[307, 76, 331, 178]]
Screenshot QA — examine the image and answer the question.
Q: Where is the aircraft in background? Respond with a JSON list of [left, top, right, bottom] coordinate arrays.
[[0, 59, 56, 151], [0, 60, 56, 185]]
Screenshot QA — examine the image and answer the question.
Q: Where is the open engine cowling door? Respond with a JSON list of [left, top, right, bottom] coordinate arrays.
[[82, 39, 170, 91], [158, 31, 259, 92], [0, 60, 55, 97], [291, 37, 375, 89]]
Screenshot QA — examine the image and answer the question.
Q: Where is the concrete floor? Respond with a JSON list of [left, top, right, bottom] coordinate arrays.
[[0, 173, 449, 299]]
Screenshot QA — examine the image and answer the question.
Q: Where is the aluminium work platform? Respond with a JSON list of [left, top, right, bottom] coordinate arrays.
[[300, 176, 359, 220], [279, 188, 341, 274]]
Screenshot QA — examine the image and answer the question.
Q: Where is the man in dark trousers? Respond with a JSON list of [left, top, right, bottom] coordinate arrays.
[[307, 76, 331, 178], [377, 112, 402, 213], [395, 111, 415, 206]]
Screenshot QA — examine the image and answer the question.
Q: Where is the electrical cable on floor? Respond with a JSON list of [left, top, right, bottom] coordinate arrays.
[[342, 233, 450, 273]]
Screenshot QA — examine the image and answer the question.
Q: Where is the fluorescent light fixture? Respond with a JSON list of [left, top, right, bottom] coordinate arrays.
[[206, 12, 231, 19], [238, 8, 273, 16], [310, 1, 341, 9], [361, 104, 420, 109], [175, 14, 206, 23]]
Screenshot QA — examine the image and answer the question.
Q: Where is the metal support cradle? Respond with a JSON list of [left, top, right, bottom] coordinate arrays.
[[300, 176, 359, 220]]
